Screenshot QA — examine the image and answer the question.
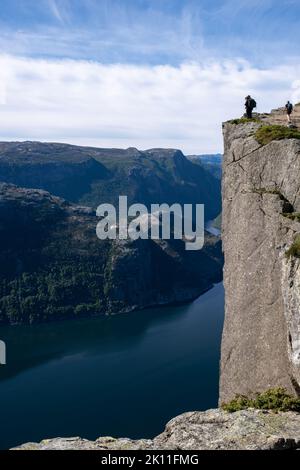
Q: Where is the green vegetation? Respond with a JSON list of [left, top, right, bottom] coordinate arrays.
[[0, 262, 106, 325], [229, 117, 260, 125], [0, 188, 112, 324], [222, 388, 300, 413], [255, 124, 300, 145], [251, 187, 288, 201], [286, 234, 300, 259], [282, 212, 300, 222]]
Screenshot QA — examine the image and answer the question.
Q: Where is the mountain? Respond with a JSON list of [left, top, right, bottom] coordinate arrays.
[[0, 141, 223, 324], [0, 142, 221, 221], [220, 105, 300, 402], [187, 153, 223, 179], [0, 183, 222, 325]]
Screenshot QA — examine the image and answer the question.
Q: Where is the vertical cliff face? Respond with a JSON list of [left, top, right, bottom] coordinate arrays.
[[220, 116, 300, 403]]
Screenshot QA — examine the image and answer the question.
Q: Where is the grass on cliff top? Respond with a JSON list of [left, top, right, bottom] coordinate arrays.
[[255, 124, 300, 145], [229, 117, 260, 125], [221, 388, 300, 413], [286, 234, 300, 259]]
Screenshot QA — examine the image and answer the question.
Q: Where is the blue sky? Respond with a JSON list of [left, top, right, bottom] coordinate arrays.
[[1, 0, 299, 65], [0, 0, 300, 153]]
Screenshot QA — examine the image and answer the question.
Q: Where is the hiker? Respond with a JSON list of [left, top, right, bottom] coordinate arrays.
[[285, 101, 293, 123], [245, 95, 257, 118]]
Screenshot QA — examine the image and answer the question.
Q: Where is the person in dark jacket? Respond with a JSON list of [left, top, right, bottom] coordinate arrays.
[[245, 95, 256, 118], [285, 101, 293, 123]]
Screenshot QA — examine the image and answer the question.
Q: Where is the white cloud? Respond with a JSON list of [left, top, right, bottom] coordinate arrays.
[[48, 0, 65, 24], [0, 54, 299, 154], [292, 80, 300, 104]]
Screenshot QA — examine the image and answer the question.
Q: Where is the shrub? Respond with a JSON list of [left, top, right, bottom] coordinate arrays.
[[286, 234, 300, 258], [255, 125, 300, 145], [282, 212, 300, 222], [229, 117, 260, 125], [221, 388, 300, 413], [221, 395, 253, 412], [252, 187, 285, 198]]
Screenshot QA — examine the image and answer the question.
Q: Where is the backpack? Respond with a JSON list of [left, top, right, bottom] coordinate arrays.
[[250, 99, 257, 110], [286, 103, 293, 113]]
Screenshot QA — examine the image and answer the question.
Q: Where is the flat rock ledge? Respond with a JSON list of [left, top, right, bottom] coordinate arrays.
[[13, 409, 300, 450]]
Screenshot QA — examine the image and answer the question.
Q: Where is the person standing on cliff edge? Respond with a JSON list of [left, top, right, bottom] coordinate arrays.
[[245, 95, 257, 118], [285, 101, 293, 123]]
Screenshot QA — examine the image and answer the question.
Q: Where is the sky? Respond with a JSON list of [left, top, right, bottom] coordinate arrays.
[[0, 0, 300, 153]]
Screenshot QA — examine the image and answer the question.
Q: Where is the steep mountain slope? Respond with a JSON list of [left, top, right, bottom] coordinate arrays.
[[220, 107, 300, 402], [188, 153, 222, 179], [0, 142, 221, 221], [0, 183, 222, 325]]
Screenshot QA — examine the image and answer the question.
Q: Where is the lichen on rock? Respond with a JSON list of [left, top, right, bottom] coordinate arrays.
[[13, 409, 300, 451]]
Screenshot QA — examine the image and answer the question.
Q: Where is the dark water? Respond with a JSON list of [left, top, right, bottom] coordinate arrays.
[[0, 283, 224, 450]]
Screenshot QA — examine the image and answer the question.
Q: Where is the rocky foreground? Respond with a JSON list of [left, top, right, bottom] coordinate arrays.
[[13, 409, 300, 450]]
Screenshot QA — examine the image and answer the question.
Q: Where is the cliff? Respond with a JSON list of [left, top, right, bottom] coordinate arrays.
[[13, 409, 300, 450], [220, 106, 300, 403]]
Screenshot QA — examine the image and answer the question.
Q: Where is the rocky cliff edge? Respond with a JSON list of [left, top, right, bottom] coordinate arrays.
[[220, 107, 300, 403], [13, 409, 300, 450]]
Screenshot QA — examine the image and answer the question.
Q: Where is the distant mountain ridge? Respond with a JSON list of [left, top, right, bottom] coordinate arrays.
[[188, 153, 223, 164], [187, 153, 223, 179], [0, 142, 221, 220]]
